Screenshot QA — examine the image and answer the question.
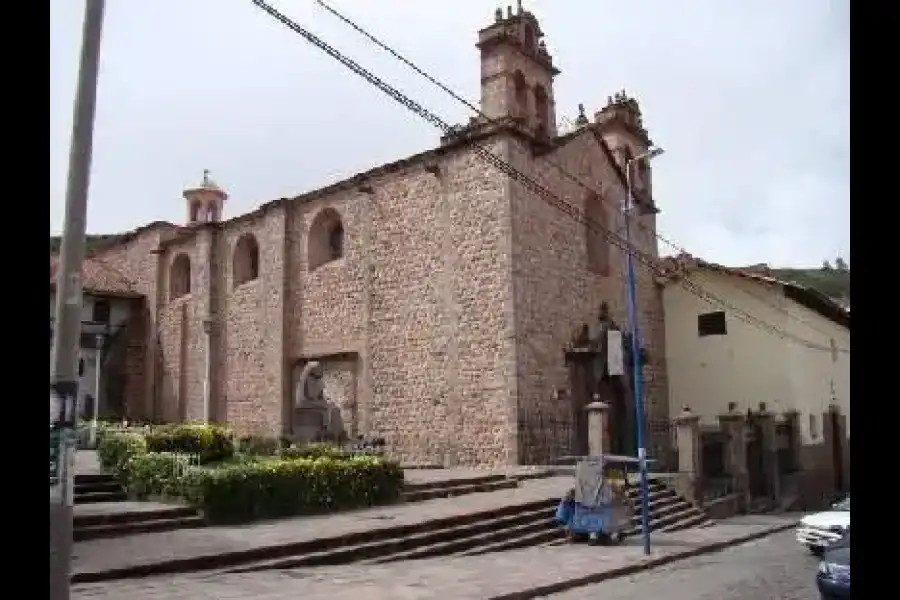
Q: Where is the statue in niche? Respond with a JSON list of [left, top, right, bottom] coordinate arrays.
[[295, 361, 326, 407]]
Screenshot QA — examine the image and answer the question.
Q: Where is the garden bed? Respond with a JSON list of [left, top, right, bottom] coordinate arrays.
[[95, 422, 404, 525]]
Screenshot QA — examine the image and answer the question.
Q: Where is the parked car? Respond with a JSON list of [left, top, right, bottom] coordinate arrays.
[[816, 531, 850, 599], [796, 494, 850, 555]]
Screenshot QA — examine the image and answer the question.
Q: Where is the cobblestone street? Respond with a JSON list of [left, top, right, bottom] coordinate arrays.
[[545, 529, 821, 600], [72, 516, 798, 599]]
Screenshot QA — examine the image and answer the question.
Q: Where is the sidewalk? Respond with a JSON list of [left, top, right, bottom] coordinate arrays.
[[73, 476, 572, 578], [73, 515, 799, 600]]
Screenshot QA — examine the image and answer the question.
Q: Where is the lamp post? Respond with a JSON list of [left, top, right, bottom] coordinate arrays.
[[89, 333, 104, 447], [50, 2, 106, 599], [202, 318, 212, 423], [623, 146, 664, 556]]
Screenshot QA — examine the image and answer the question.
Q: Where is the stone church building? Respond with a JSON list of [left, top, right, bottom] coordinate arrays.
[[69, 7, 671, 466]]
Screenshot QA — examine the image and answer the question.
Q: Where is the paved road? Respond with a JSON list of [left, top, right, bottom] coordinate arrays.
[[544, 529, 821, 600]]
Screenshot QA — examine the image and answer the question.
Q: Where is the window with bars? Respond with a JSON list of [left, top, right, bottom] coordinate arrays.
[[697, 311, 727, 337]]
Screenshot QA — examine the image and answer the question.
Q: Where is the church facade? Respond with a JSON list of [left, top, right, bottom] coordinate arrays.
[[78, 7, 670, 466]]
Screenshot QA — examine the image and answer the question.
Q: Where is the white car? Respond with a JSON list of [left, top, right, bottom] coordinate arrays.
[[796, 495, 850, 555]]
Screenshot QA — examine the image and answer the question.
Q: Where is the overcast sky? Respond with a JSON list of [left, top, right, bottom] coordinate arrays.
[[50, 0, 849, 268]]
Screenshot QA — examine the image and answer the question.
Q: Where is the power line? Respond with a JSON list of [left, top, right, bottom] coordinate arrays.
[[312, 0, 849, 351], [247, 0, 846, 355]]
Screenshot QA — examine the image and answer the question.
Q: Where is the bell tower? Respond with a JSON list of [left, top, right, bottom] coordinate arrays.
[[594, 91, 657, 204], [477, 2, 560, 138], [184, 169, 227, 225]]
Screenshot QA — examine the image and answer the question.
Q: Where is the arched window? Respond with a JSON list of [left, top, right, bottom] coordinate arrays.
[[308, 208, 345, 271], [533, 84, 549, 137], [189, 201, 201, 223], [513, 70, 529, 120], [585, 194, 610, 276], [169, 253, 192, 299], [232, 233, 260, 288]]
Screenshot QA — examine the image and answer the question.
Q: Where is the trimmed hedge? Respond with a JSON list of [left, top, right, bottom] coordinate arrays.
[[124, 452, 195, 499], [182, 455, 404, 524], [96, 431, 147, 475], [144, 423, 234, 464], [238, 435, 282, 457], [280, 442, 346, 461]]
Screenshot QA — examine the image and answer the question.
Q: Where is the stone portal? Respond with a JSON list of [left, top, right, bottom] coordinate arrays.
[[565, 303, 648, 457]]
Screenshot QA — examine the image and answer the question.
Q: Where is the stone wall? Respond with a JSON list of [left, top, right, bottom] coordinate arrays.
[[508, 130, 669, 462]]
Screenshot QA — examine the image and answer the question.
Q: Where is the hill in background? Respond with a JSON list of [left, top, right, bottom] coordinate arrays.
[[769, 266, 850, 308], [49, 234, 126, 256]]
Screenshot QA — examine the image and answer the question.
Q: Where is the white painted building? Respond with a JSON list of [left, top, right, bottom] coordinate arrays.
[[660, 257, 850, 446], [50, 255, 142, 420]]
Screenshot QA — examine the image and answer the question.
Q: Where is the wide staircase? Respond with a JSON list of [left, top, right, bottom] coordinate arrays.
[[229, 476, 713, 573], [73, 474, 205, 542], [72, 471, 521, 543]]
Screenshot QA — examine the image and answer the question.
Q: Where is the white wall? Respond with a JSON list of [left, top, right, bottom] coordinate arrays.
[[49, 292, 133, 418], [663, 270, 850, 445]]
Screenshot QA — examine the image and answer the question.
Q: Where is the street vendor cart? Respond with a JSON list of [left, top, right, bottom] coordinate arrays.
[[555, 454, 642, 545]]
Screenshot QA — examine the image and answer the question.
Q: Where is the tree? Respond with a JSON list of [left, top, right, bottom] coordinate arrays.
[[834, 257, 848, 271], [822, 260, 832, 271]]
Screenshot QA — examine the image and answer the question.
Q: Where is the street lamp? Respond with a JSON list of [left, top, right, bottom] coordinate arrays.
[[202, 318, 213, 424], [623, 145, 664, 556], [89, 333, 104, 448]]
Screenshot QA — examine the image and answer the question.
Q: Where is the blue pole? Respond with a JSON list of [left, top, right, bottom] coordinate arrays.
[[624, 165, 652, 556]]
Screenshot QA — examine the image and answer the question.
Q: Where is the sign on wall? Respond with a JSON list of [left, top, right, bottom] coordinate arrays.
[[607, 330, 625, 376]]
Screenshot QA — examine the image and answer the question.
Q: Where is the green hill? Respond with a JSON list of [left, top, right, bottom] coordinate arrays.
[[49, 234, 126, 256], [769, 266, 850, 307]]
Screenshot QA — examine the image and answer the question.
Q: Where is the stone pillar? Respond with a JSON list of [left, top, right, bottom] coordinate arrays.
[[674, 406, 702, 506], [584, 399, 610, 458], [755, 406, 781, 505], [718, 405, 748, 510]]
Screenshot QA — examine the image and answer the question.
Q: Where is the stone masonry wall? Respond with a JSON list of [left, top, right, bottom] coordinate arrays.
[[89, 224, 178, 419], [217, 210, 287, 437], [283, 141, 516, 466], [158, 238, 206, 422], [509, 131, 669, 462]]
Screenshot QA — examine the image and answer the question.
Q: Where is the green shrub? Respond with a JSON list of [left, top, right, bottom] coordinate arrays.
[[144, 423, 234, 464], [123, 452, 195, 499], [238, 435, 281, 457], [96, 431, 148, 475], [281, 442, 345, 460], [183, 455, 404, 524]]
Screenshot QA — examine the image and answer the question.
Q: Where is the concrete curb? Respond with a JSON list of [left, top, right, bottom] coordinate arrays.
[[489, 523, 796, 600]]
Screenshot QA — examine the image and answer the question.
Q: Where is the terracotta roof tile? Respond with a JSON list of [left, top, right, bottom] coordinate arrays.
[[50, 255, 138, 296]]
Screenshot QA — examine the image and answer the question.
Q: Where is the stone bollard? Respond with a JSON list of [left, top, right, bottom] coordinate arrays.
[[584, 399, 610, 457], [674, 406, 702, 506], [719, 405, 749, 511]]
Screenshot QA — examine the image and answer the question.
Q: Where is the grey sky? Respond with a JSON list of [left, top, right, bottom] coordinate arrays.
[[50, 0, 849, 268]]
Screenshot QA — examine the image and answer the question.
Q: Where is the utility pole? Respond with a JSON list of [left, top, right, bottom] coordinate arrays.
[[623, 147, 664, 556], [50, 2, 106, 599]]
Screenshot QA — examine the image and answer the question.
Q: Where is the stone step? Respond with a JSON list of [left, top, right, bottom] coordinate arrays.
[[74, 515, 206, 542], [657, 512, 715, 534], [372, 516, 558, 564], [227, 499, 560, 573], [403, 474, 510, 494], [74, 490, 128, 504], [458, 525, 563, 557], [624, 505, 707, 536], [74, 473, 117, 486], [75, 505, 199, 529], [401, 478, 519, 503], [74, 480, 123, 496]]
